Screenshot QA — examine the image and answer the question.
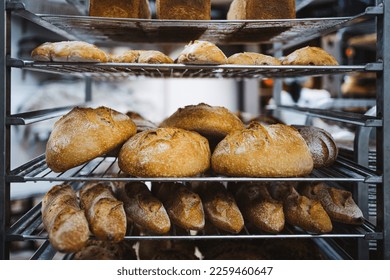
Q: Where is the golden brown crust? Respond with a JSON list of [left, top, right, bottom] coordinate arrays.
[[109, 50, 140, 63], [293, 125, 338, 168], [227, 0, 296, 20], [194, 182, 244, 233], [227, 52, 281, 65], [284, 188, 333, 233], [160, 103, 245, 143], [301, 183, 364, 225], [137, 50, 174, 64], [156, 0, 211, 20], [281, 46, 339, 66], [176, 41, 227, 65], [46, 106, 137, 172], [79, 183, 126, 242], [118, 127, 211, 177], [211, 122, 314, 177], [114, 182, 171, 234], [41, 185, 90, 253], [234, 183, 285, 233], [31, 41, 109, 62], [152, 183, 205, 230], [89, 0, 151, 19]]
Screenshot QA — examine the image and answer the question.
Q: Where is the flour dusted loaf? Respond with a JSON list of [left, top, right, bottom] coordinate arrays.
[[176, 40, 227, 65], [110, 50, 173, 64], [194, 182, 244, 234], [227, 52, 281, 65], [89, 0, 151, 19], [152, 183, 205, 230], [41, 185, 90, 253], [211, 122, 314, 177], [115, 181, 171, 234], [234, 183, 285, 233], [301, 183, 364, 225], [156, 0, 210, 20], [31, 41, 108, 62], [46, 106, 137, 172], [227, 0, 296, 20], [282, 46, 339, 66], [293, 125, 338, 168], [160, 103, 245, 145], [118, 127, 210, 177], [79, 182, 126, 242]]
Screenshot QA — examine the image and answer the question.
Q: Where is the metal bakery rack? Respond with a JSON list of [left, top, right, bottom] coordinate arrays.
[[1, 0, 389, 260]]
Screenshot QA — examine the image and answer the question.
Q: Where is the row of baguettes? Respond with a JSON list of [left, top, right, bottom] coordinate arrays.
[[31, 40, 339, 66], [89, 0, 296, 20], [42, 181, 364, 253]]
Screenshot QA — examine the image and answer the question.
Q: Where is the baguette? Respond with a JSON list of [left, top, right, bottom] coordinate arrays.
[[115, 182, 171, 234], [41, 185, 90, 252], [152, 183, 205, 230], [194, 182, 244, 233], [234, 183, 285, 233], [79, 183, 126, 242]]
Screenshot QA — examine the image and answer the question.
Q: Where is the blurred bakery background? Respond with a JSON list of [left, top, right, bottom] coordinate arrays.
[[3, 0, 381, 260]]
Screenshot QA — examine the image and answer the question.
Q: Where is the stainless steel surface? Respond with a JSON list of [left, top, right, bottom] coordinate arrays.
[[9, 58, 378, 79], [7, 154, 382, 183], [278, 105, 382, 127]]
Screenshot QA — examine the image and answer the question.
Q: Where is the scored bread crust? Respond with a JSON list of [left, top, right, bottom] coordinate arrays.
[[156, 0, 211, 20], [41, 185, 90, 253], [211, 122, 314, 177], [79, 182, 127, 242], [118, 127, 211, 177], [46, 107, 137, 172], [176, 40, 227, 65], [281, 46, 339, 66], [293, 125, 338, 168], [31, 41, 109, 62], [227, 52, 281, 65], [160, 103, 245, 142]]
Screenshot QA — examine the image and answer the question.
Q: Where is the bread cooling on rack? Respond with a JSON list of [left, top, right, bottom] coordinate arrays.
[[89, 0, 151, 19], [176, 40, 227, 65], [156, 0, 211, 20], [31, 41, 109, 62], [227, 52, 281, 65], [227, 0, 296, 20], [281, 46, 339, 66], [110, 50, 174, 64], [46, 106, 137, 172]]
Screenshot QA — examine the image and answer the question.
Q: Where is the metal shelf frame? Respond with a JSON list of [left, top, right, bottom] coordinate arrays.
[[1, 0, 389, 260]]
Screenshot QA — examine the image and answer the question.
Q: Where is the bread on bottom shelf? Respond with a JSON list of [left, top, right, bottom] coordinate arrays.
[[79, 182, 127, 242], [41, 185, 90, 253]]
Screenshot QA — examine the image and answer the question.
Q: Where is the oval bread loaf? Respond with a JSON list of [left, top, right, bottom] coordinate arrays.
[[211, 122, 314, 177], [227, 52, 281, 65], [176, 40, 227, 65], [293, 125, 338, 168], [79, 182, 127, 242], [118, 127, 210, 177], [46, 106, 137, 172], [41, 185, 90, 253], [281, 46, 338, 66]]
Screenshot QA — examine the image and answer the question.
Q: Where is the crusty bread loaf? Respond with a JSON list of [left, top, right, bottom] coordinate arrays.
[[46, 106, 137, 172], [176, 40, 227, 65], [152, 183, 205, 230], [283, 187, 333, 233], [281, 46, 339, 66], [114, 182, 171, 234], [31, 41, 109, 62], [79, 182, 126, 242], [41, 185, 90, 253], [301, 183, 364, 225], [212, 122, 314, 177], [293, 125, 338, 168], [156, 0, 210, 20], [118, 127, 211, 177], [227, 52, 281, 65], [234, 183, 285, 233], [138, 50, 174, 64], [227, 0, 296, 20], [89, 0, 151, 19], [109, 50, 140, 63], [194, 182, 244, 233], [160, 103, 245, 146]]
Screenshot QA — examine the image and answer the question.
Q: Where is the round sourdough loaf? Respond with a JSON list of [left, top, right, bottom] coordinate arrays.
[[46, 106, 137, 172], [281, 46, 338, 66], [160, 103, 245, 143], [227, 52, 281, 65], [211, 122, 314, 177], [176, 40, 227, 65], [118, 127, 211, 177]]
